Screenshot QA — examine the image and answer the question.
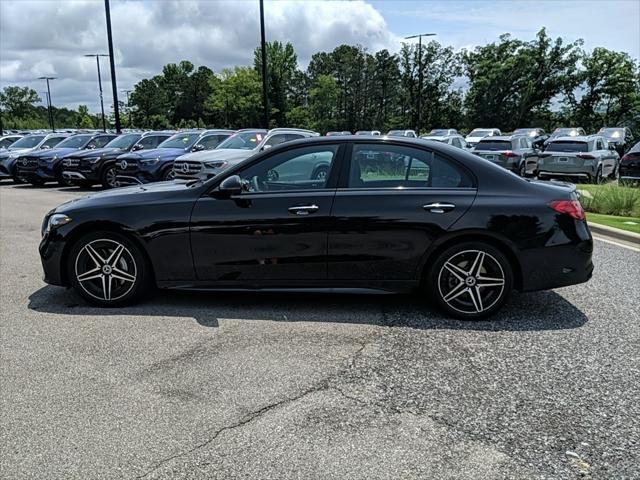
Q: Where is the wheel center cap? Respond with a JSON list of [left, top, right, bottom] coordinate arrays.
[[102, 265, 112, 275], [465, 276, 476, 287]]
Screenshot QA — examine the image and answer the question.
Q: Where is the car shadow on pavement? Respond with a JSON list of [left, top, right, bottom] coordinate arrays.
[[28, 286, 588, 332]]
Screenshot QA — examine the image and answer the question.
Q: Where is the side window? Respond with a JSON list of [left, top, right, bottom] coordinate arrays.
[[239, 145, 338, 193], [285, 134, 305, 142], [198, 135, 225, 150], [520, 137, 530, 149], [452, 138, 461, 148], [86, 137, 111, 149], [137, 136, 162, 150], [348, 144, 473, 189], [264, 134, 287, 147]]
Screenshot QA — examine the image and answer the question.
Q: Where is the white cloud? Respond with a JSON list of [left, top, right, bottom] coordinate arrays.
[[0, 0, 400, 112]]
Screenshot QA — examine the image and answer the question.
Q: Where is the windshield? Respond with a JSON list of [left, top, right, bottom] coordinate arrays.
[[546, 141, 588, 152], [476, 141, 512, 151], [598, 128, 625, 139], [355, 131, 374, 135], [9, 135, 45, 149], [469, 129, 493, 136], [158, 133, 201, 149], [55, 135, 93, 149], [551, 128, 578, 137], [217, 131, 265, 150], [104, 134, 141, 149]]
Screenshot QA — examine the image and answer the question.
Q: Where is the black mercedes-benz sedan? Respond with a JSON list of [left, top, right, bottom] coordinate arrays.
[[39, 137, 593, 319]]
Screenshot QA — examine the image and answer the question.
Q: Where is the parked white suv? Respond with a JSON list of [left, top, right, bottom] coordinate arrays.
[[465, 128, 501, 148], [172, 128, 319, 180]]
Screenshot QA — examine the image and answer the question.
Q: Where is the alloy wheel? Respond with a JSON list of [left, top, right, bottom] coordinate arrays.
[[314, 169, 328, 181], [74, 239, 137, 301], [437, 249, 506, 315], [105, 167, 117, 188]]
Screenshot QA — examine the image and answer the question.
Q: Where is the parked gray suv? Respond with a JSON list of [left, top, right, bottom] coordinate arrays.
[[537, 135, 619, 183], [172, 128, 319, 180], [420, 133, 467, 149], [472, 135, 540, 176]]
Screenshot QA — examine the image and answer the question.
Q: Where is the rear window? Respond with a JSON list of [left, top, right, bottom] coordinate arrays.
[[546, 141, 589, 152], [475, 141, 512, 151]]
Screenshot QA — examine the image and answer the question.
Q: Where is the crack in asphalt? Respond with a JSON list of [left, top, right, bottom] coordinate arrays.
[[134, 339, 374, 479]]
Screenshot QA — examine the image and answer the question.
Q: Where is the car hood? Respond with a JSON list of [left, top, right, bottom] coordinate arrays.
[[54, 180, 193, 212], [0, 147, 38, 159], [117, 148, 186, 161], [177, 148, 254, 163], [67, 147, 127, 159], [27, 147, 80, 159]]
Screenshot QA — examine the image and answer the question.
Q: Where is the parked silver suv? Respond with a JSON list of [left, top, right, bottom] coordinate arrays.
[[471, 135, 540, 176], [537, 135, 619, 183], [172, 128, 319, 180], [420, 133, 467, 149]]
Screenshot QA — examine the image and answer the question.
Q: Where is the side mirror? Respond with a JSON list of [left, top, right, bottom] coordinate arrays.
[[41, 145, 51, 150], [132, 143, 144, 151], [608, 144, 617, 151], [217, 175, 242, 196], [192, 143, 205, 152], [261, 144, 272, 151]]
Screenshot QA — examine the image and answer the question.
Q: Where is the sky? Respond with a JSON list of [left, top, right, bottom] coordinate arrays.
[[1, 0, 638, 113]]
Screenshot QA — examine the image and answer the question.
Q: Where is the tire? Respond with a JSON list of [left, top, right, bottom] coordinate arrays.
[[594, 166, 604, 184], [101, 164, 118, 189], [162, 168, 175, 181], [67, 231, 152, 307], [312, 166, 329, 181], [518, 162, 527, 177], [424, 241, 513, 320]]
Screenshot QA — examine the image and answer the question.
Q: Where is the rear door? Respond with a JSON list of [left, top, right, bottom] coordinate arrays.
[[328, 142, 477, 282]]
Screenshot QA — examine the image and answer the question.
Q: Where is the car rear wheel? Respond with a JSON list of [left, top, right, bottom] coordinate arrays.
[[425, 241, 513, 320], [67, 231, 151, 307], [101, 165, 118, 189], [518, 162, 527, 177], [594, 166, 604, 184]]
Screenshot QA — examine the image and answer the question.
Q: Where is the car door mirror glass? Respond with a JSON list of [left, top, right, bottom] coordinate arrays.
[[132, 143, 144, 151], [193, 143, 205, 152], [261, 144, 272, 151]]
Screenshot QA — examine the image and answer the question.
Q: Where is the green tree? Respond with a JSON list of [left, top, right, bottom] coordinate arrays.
[[463, 28, 583, 131], [205, 67, 262, 128], [254, 41, 298, 127], [565, 47, 640, 133]]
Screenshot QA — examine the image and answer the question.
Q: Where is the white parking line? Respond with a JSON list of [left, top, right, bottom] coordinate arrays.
[[593, 235, 640, 253]]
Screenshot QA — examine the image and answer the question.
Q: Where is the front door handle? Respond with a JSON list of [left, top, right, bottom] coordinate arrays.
[[288, 205, 319, 215], [423, 202, 455, 213]]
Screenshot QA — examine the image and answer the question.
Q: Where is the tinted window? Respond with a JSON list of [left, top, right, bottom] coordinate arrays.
[[86, 136, 114, 149], [285, 133, 305, 142], [56, 135, 93, 148], [264, 134, 288, 147], [475, 141, 511, 151], [137, 135, 168, 150], [546, 141, 589, 152], [218, 131, 266, 150], [198, 134, 229, 150], [41, 136, 66, 148], [348, 144, 473, 189], [158, 133, 200, 149], [105, 134, 141, 149], [240, 145, 338, 193]]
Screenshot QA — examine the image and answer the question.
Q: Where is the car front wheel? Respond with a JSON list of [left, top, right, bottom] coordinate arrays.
[[67, 231, 151, 307], [425, 241, 513, 320], [101, 165, 118, 189]]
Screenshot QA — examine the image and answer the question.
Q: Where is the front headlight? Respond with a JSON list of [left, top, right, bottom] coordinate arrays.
[[44, 214, 72, 235], [140, 157, 160, 165], [88, 156, 101, 163], [204, 161, 228, 169]]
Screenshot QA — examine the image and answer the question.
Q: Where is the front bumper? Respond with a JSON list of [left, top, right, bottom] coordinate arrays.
[[39, 229, 68, 286]]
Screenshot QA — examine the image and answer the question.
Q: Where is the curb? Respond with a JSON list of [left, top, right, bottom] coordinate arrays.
[[588, 222, 640, 246]]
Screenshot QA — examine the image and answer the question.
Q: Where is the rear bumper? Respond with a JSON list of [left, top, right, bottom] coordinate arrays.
[[538, 171, 590, 179]]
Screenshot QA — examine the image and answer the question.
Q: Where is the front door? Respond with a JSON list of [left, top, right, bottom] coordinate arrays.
[[190, 143, 343, 283], [328, 142, 477, 282]]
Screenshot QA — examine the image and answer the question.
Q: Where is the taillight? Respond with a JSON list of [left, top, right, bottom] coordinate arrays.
[[548, 200, 586, 221], [620, 154, 631, 164], [502, 151, 519, 157], [577, 154, 595, 159]]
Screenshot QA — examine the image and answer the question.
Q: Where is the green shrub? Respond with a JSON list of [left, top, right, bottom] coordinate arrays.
[[577, 184, 640, 217]]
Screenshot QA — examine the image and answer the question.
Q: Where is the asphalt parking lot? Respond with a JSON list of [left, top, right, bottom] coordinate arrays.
[[1, 183, 638, 479]]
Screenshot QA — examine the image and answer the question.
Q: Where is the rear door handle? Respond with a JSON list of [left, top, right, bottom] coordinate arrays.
[[288, 204, 319, 215], [423, 202, 455, 213]]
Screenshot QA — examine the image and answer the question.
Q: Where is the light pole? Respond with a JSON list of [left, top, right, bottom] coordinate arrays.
[[84, 54, 109, 132], [259, 0, 269, 129], [38, 76, 56, 132], [404, 33, 436, 135], [121, 89, 132, 128], [104, 0, 121, 133]]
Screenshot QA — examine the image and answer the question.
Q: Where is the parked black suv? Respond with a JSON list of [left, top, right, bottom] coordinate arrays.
[[62, 132, 173, 188], [15, 133, 117, 186]]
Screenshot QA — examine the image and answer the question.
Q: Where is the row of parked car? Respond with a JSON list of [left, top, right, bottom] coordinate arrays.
[[0, 126, 638, 189]]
